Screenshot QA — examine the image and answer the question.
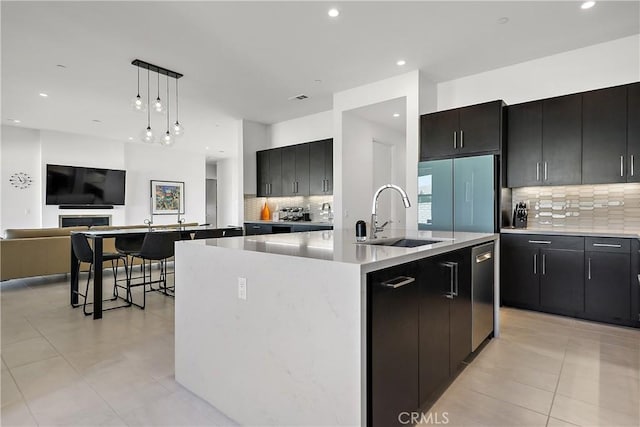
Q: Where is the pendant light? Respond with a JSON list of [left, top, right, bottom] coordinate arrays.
[[140, 67, 155, 143], [130, 66, 146, 112], [153, 72, 164, 113], [172, 78, 184, 137], [160, 75, 174, 146]]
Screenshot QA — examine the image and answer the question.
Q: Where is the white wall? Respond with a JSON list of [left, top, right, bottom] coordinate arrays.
[[206, 163, 217, 179], [242, 120, 270, 195], [0, 125, 42, 231], [333, 71, 420, 230], [270, 110, 333, 148], [341, 113, 407, 229], [124, 143, 206, 226], [437, 34, 640, 110]]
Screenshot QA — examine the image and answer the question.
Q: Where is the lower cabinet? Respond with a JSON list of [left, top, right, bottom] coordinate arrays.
[[368, 262, 419, 427], [501, 233, 638, 327], [367, 246, 477, 426]]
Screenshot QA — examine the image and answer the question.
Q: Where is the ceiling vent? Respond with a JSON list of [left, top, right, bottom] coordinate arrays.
[[288, 94, 309, 101]]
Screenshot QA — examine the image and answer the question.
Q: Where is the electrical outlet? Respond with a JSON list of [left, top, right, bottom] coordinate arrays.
[[238, 277, 247, 300]]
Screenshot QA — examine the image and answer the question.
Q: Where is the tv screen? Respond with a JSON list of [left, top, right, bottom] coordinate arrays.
[[46, 164, 126, 205]]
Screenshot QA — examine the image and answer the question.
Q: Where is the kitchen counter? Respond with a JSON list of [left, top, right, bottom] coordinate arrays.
[[174, 229, 499, 425], [501, 227, 640, 239], [244, 219, 333, 226]]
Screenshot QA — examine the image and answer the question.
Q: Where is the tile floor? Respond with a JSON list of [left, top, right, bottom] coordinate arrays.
[[1, 274, 639, 426]]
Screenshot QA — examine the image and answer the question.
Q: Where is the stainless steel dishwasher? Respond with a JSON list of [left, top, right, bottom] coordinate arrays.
[[472, 242, 495, 351]]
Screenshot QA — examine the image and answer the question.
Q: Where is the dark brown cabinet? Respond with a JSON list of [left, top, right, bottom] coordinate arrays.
[[256, 149, 282, 197], [367, 262, 419, 427], [628, 82, 640, 183], [582, 85, 628, 184], [542, 93, 583, 185], [309, 139, 333, 195], [257, 139, 332, 197], [281, 144, 310, 196], [420, 100, 503, 160], [539, 249, 584, 314], [418, 248, 471, 405], [507, 101, 543, 188]]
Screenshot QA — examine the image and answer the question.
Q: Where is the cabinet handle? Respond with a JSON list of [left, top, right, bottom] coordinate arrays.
[[528, 240, 551, 244], [292, 182, 296, 193], [544, 162, 548, 181], [621, 156, 625, 177], [380, 276, 415, 289], [533, 253, 537, 275], [322, 179, 326, 192], [588, 257, 591, 280], [453, 131, 457, 149], [631, 155, 635, 177], [536, 162, 540, 181], [440, 262, 458, 298], [475, 251, 492, 263], [460, 130, 464, 148], [252, 226, 261, 229], [592, 243, 622, 248], [542, 253, 546, 275]]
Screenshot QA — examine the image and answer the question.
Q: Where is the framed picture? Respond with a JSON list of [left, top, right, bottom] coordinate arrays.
[[150, 180, 185, 215]]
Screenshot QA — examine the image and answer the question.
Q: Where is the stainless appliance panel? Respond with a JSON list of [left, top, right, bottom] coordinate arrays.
[[472, 242, 495, 350]]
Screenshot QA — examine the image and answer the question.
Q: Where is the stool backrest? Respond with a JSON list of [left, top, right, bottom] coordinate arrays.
[[139, 231, 180, 260], [71, 233, 94, 263], [115, 235, 144, 253]]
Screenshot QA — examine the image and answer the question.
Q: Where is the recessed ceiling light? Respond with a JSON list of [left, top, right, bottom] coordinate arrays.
[[205, 146, 210, 150], [39, 92, 48, 97], [9, 118, 21, 123], [128, 137, 133, 141], [328, 8, 340, 18], [497, 17, 509, 24], [581, 1, 595, 9], [393, 113, 400, 118], [396, 60, 406, 66]]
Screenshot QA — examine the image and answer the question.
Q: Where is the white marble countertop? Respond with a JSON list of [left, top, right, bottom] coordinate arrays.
[[183, 229, 498, 272], [501, 227, 640, 239], [244, 220, 334, 226]]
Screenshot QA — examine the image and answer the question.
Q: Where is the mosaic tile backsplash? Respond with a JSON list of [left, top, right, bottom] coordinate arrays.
[[511, 183, 640, 231], [244, 195, 334, 222]]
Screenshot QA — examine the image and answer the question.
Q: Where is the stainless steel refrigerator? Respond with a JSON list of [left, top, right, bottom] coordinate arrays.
[[418, 155, 496, 233]]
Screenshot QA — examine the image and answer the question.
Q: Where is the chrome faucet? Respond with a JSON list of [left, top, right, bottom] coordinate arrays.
[[370, 184, 411, 239]]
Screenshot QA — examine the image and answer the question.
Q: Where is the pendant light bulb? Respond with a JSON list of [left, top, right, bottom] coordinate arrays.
[[140, 126, 155, 143], [173, 121, 184, 137], [154, 72, 164, 113], [131, 67, 146, 111], [161, 130, 174, 146]]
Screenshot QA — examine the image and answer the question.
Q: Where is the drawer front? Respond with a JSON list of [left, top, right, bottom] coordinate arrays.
[[585, 237, 631, 253], [244, 223, 271, 235], [501, 233, 584, 250]]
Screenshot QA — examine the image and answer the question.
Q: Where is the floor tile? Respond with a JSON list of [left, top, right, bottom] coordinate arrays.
[[546, 416, 580, 427], [550, 394, 640, 426], [0, 317, 41, 347], [10, 355, 81, 401], [1, 336, 59, 368], [0, 399, 38, 426], [1, 371, 24, 407]]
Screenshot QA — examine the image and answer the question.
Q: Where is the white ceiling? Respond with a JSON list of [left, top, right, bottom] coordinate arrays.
[[2, 1, 639, 159]]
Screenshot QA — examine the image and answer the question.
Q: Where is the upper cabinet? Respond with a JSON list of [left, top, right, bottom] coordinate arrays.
[[582, 85, 627, 184], [420, 100, 503, 161], [506, 82, 640, 188], [309, 139, 333, 195], [628, 82, 640, 183], [256, 139, 333, 198]]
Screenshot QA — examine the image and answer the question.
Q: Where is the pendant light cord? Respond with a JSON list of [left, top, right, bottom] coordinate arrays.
[[147, 67, 150, 128], [175, 78, 179, 122], [166, 75, 170, 131], [137, 67, 140, 97]]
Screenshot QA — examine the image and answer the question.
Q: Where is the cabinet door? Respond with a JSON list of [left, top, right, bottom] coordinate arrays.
[[501, 243, 540, 309], [281, 146, 296, 196], [585, 252, 631, 321], [309, 140, 327, 195], [256, 151, 270, 197], [447, 249, 472, 376], [368, 262, 419, 427], [458, 100, 502, 155], [268, 149, 282, 196], [420, 109, 459, 160], [295, 143, 310, 195], [628, 82, 640, 183], [507, 101, 543, 187], [323, 140, 333, 194], [542, 94, 582, 185], [418, 256, 451, 404], [540, 249, 584, 314], [582, 86, 628, 184]]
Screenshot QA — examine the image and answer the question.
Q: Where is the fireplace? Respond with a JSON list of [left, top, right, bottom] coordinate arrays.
[[59, 215, 111, 228]]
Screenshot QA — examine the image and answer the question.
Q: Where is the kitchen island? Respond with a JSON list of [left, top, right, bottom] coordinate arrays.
[[174, 229, 499, 426]]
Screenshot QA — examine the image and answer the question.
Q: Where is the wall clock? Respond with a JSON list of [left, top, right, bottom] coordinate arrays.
[[9, 172, 33, 189]]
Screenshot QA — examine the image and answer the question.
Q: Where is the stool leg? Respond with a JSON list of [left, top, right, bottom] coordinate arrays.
[[82, 265, 93, 316]]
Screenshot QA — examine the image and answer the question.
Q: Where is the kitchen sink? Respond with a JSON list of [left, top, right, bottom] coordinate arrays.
[[362, 238, 444, 248]]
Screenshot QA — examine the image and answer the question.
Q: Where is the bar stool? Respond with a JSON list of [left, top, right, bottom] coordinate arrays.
[[70, 233, 129, 316], [127, 231, 180, 309]]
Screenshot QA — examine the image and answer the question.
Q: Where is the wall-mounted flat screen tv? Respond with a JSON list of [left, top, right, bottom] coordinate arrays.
[[46, 164, 126, 205]]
